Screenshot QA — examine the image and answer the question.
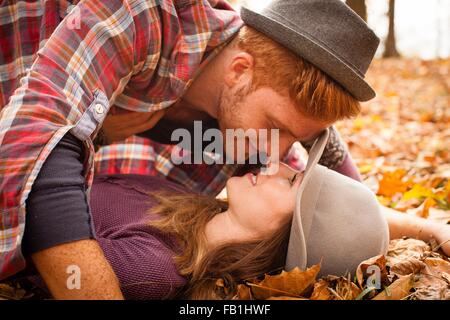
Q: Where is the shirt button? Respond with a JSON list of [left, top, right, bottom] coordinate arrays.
[[95, 104, 105, 115]]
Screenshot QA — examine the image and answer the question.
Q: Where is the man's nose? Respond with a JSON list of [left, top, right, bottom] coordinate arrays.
[[265, 138, 297, 161]]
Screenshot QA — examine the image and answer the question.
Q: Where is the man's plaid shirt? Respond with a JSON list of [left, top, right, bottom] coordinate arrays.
[[0, 0, 348, 279]]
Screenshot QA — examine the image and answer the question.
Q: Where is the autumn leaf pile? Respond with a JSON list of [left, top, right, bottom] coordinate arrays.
[[232, 239, 449, 300]]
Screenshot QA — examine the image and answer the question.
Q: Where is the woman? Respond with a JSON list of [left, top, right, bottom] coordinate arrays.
[[23, 162, 450, 300], [79, 163, 305, 300]]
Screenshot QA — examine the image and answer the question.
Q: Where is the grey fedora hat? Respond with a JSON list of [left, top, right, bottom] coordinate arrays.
[[240, 0, 380, 102], [286, 128, 390, 276]]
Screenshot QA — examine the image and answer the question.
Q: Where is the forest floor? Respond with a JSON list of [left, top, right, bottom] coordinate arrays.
[[338, 58, 450, 217], [1, 58, 449, 300]]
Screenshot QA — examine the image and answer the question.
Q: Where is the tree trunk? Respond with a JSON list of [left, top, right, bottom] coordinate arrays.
[[346, 0, 367, 22], [383, 0, 400, 58]]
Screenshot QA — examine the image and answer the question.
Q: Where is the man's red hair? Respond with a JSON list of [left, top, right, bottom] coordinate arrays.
[[235, 26, 361, 122]]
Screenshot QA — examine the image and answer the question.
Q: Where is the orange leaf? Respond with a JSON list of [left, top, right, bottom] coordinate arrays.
[[236, 284, 253, 300], [372, 274, 415, 300], [377, 170, 413, 198], [249, 264, 320, 300], [418, 197, 436, 219], [310, 280, 332, 300]]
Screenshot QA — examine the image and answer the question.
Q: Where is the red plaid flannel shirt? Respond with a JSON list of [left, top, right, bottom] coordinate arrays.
[[0, 0, 348, 280]]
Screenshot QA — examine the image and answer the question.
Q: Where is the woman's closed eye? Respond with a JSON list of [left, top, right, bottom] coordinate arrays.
[[289, 173, 298, 186]]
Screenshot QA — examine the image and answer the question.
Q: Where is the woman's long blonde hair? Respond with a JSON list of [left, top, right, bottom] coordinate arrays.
[[149, 192, 291, 299]]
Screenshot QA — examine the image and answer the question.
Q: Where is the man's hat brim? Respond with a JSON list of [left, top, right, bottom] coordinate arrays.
[[241, 6, 377, 102]]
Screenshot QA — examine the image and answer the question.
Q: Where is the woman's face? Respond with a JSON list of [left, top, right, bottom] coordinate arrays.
[[226, 163, 304, 239]]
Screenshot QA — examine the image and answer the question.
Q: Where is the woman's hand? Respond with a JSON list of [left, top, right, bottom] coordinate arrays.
[[101, 110, 166, 144], [383, 206, 450, 256]]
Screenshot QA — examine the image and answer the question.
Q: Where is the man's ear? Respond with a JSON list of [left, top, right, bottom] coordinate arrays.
[[224, 52, 254, 88]]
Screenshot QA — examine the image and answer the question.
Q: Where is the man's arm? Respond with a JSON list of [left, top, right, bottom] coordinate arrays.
[[23, 132, 123, 299], [0, 0, 155, 281], [31, 240, 123, 299]]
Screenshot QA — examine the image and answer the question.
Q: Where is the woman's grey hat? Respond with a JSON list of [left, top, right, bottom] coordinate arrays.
[[240, 0, 380, 102], [286, 128, 390, 276]]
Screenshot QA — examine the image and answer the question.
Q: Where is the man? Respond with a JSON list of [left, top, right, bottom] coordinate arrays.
[[0, 0, 379, 298]]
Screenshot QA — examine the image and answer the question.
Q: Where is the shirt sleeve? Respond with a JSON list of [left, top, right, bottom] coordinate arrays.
[[0, 0, 156, 279], [22, 132, 94, 257]]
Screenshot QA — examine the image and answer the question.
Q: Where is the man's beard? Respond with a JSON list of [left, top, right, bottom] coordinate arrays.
[[216, 84, 264, 164], [217, 83, 250, 133]]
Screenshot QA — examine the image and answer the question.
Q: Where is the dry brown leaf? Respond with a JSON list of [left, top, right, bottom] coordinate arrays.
[[236, 284, 253, 300], [247, 283, 301, 300], [333, 277, 362, 300], [249, 264, 320, 300], [389, 257, 426, 276], [413, 258, 450, 300], [386, 238, 431, 267], [356, 255, 389, 289], [306, 276, 362, 301], [373, 274, 415, 300], [310, 279, 332, 300]]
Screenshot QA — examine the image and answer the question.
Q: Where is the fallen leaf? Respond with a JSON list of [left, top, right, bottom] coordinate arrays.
[[386, 238, 431, 267], [373, 274, 415, 300], [310, 279, 332, 300], [377, 170, 414, 198], [249, 264, 320, 300], [413, 258, 450, 300], [403, 184, 436, 202], [389, 257, 426, 276], [236, 284, 253, 300], [356, 255, 389, 289], [247, 282, 301, 299], [323, 276, 362, 300], [419, 198, 436, 219]]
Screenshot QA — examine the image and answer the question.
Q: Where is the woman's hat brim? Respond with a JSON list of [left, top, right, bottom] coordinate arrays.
[[285, 129, 330, 271]]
